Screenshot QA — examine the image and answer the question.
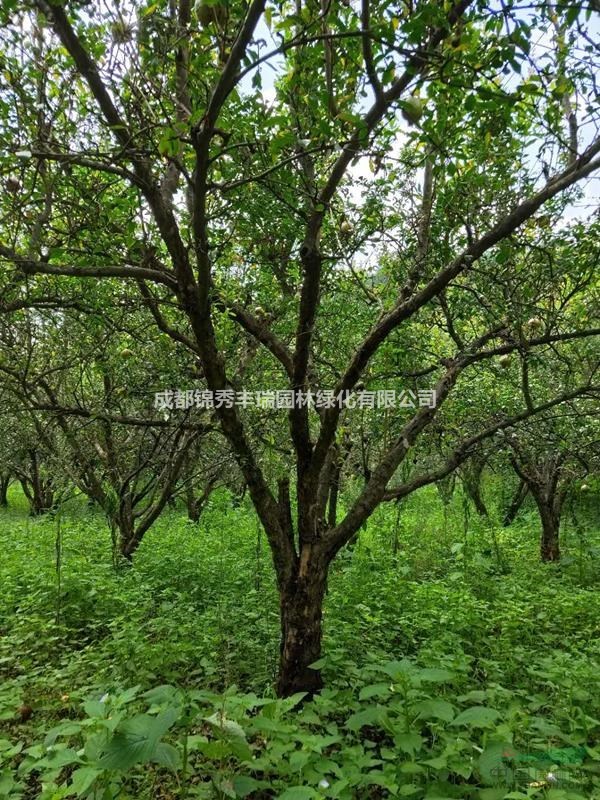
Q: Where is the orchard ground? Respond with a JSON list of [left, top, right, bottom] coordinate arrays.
[[1, 483, 599, 799]]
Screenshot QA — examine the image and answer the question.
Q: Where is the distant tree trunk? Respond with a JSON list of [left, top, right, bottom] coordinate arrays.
[[503, 479, 528, 526], [118, 438, 194, 559], [19, 453, 54, 515], [21, 481, 54, 515], [468, 484, 488, 516], [510, 455, 566, 563], [186, 476, 217, 522], [320, 439, 352, 538], [0, 473, 10, 507], [469, 486, 488, 517], [117, 492, 137, 560], [185, 481, 197, 521], [460, 455, 488, 516], [33, 452, 54, 514]]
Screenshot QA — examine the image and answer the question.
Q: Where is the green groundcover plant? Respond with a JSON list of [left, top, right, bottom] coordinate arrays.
[[1, 485, 599, 798]]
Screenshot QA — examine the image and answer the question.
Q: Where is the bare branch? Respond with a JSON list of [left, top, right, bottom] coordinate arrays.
[[361, 0, 383, 100], [0, 246, 179, 290]]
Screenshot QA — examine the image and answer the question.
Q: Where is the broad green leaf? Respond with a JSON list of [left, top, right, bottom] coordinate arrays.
[[152, 742, 180, 772], [70, 766, 101, 797], [413, 698, 455, 722], [451, 706, 501, 728], [277, 788, 318, 800], [346, 706, 383, 731]]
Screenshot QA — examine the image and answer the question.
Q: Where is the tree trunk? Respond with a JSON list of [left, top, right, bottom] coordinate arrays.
[[186, 477, 217, 523], [117, 493, 137, 560], [538, 501, 561, 562], [460, 458, 488, 516], [276, 554, 328, 697], [119, 528, 138, 560], [464, 479, 488, 516], [186, 481, 200, 521], [22, 452, 54, 515], [503, 479, 528, 526], [509, 454, 565, 562], [0, 474, 9, 507], [21, 478, 54, 515], [472, 490, 488, 515]]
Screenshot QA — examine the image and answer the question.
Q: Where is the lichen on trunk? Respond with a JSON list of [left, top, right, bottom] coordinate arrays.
[[276, 557, 328, 697]]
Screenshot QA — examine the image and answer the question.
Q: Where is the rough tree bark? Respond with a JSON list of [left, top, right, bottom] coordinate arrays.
[[537, 500, 562, 562], [277, 546, 329, 696]]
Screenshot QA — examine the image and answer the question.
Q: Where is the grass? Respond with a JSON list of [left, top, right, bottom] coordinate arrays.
[[1, 484, 599, 799]]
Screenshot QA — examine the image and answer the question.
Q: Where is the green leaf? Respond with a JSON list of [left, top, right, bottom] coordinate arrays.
[[233, 775, 265, 797], [277, 788, 318, 800], [478, 789, 508, 800], [44, 722, 83, 747], [359, 683, 391, 701], [204, 712, 247, 740], [83, 700, 107, 718], [380, 659, 415, 679], [143, 685, 180, 707], [395, 731, 424, 756], [278, 692, 307, 713], [70, 766, 101, 797], [157, 129, 180, 158], [99, 707, 179, 770], [152, 742, 180, 772], [0, 772, 20, 796], [451, 706, 501, 728], [346, 706, 383, 731], [416, 668, 456, 683], [45, 747, 83, 769], [422, 754, 448, 769], [413, 699, 455, 722], [399, 784, 421, 796]]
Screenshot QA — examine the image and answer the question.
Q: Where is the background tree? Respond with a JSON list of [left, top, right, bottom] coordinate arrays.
[[0, 0, 599, 694]]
